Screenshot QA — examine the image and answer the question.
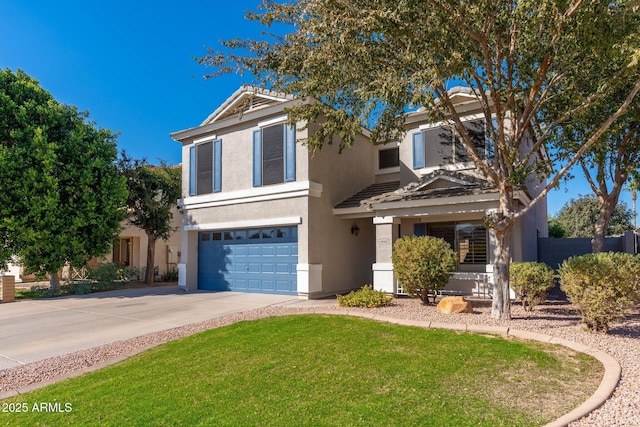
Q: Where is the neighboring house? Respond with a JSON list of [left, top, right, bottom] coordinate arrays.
[[100, 208, 182, 280], [171, 86, 547, 298], [0, 258, 24, 282], [2, 211, 182, 284]]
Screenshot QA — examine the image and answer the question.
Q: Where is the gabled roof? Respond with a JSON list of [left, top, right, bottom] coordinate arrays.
[[333, 169, 497, 213], [334, 181, 401, 209], [200, 86, 296, 126], [362, 170, 494, 208]]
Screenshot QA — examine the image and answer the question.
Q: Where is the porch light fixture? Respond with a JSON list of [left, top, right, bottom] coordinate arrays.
[[351, 224, 360, 236]]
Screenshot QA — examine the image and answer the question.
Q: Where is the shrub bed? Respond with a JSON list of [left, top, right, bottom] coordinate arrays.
[[337, 284, 393, 308], [509, 262, 555, 311], [559, 252, 640, 332]]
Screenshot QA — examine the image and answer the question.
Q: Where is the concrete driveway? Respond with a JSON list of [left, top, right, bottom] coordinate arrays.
[[0, 286, 306, 371]]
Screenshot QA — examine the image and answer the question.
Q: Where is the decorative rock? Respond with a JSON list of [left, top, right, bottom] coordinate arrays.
[[436, 296, 473, 314]]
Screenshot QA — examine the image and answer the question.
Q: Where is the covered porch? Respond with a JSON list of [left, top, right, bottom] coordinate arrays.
[[334, 169, 532, 298]]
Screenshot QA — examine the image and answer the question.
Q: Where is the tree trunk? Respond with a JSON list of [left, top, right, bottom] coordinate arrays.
[[592, 198, 615, 253], [633, 190, 637, 230], [145, 233, 157, 285], [491, 225, 513, 320], [49, 271, 61, 292]]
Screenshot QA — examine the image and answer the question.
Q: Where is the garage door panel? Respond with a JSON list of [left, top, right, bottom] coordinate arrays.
[[198, 227, 297, 294]]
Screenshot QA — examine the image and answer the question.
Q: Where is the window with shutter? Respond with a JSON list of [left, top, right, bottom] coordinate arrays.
[[253, 123, 296, 186], [189, 139, 222, 196]]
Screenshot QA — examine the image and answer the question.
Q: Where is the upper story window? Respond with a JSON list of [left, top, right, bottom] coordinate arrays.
[[378, 146, 400, 170], [189, 139, 222, 196], [253, 122, 296, 187], [412, 119, 494, 169]]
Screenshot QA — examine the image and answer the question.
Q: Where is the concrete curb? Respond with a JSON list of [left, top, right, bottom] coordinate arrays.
[[0, 309, 621, 426]]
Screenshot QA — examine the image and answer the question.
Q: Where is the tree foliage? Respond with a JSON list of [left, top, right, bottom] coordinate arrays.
[[555, 195, 633, 238], [547, 217, 566, 238], [203, 1, 640, 319], [543, 38, 640, 252], [118, 153, 181, 284], [0, 69, 127, 290]]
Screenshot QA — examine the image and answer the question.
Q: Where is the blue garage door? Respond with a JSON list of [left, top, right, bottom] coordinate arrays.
[[198, 226, 298, 294]]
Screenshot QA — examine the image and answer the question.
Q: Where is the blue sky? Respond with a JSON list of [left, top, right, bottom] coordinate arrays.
[[0, 1, 635, 218]]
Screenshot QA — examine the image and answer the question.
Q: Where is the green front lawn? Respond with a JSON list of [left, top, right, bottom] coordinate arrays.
[[2, 315, 601, 426]]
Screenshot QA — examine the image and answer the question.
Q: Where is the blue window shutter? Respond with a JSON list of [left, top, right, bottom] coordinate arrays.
[[253, 129, 262, 187], [284, 125, 296, 182], [213, 139, 222, 192], [412, 131, 425, 169], [189, 145, 196, 196]]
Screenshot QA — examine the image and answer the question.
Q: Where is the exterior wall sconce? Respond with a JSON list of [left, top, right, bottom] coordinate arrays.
[[351, 224, 360, 236]]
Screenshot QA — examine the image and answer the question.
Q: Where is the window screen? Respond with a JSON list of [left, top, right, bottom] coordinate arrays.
[[262, 124, 284, 185], [378, 147, 400, 169], [424, 127, 454, 167], [196, 141, 213, 195]]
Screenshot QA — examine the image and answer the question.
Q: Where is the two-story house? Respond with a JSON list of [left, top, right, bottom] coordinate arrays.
[[171, 86, 547, 298]]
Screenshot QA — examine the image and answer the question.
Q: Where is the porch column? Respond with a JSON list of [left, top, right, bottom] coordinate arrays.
[[177, 226, 190, 291], [372, 216, 399, 294]]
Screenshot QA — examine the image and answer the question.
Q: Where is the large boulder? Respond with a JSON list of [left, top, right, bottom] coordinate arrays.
[[436, 296, 473, 314]]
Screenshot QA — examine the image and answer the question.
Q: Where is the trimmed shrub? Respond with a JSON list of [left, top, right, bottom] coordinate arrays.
[[337, 284, 393, 308], [509, 262, 555, 311], [559, 252, 640, 333], [392, 235, 457, 303]]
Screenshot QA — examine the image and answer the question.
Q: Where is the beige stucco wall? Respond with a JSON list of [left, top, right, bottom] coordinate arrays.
[[179, 101, 310, 198], [307, 130, 377, 294], [101, 208, 182, 280]]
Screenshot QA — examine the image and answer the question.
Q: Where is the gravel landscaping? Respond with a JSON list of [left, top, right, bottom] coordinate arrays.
[[1, 297, 638, 426]]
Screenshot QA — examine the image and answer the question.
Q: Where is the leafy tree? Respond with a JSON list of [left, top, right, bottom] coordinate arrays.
[[547, 217, 566, 238], [543, 49, 640, 252], [118, 153, 182, 284], [555, 195, 633, 239], [202, 1, 640, 319], [0, 69, 127, 291]]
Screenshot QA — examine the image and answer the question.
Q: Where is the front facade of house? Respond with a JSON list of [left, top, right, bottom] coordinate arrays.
[[172, 86, 548, 298], [101, 209, 182, 281]]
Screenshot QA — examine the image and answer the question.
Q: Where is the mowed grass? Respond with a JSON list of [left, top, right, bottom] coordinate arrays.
[[2, 315, 602, 426]]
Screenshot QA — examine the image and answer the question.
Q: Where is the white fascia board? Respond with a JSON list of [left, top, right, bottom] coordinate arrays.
[[193, 134, 218, 144], [184, 216, 302, 231], [418, 113, 486, 130], [369, 192, 501, 212], [331, 207, 375, 218], [258, 115, 288, 128], [179, 181, 323, 210]]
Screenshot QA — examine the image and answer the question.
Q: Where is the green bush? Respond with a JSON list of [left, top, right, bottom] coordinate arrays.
[[91, 263, 135, 284], [392, 235, 457, 303], [559, 252, 640, 333], [337, 285, 394, 308], [70, 281, 94, 295], [509, 262, 555, 311], [160, 268, 179, 282]]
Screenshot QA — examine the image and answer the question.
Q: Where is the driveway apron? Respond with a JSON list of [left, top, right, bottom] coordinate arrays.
[[0, 286, 299, 370]]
